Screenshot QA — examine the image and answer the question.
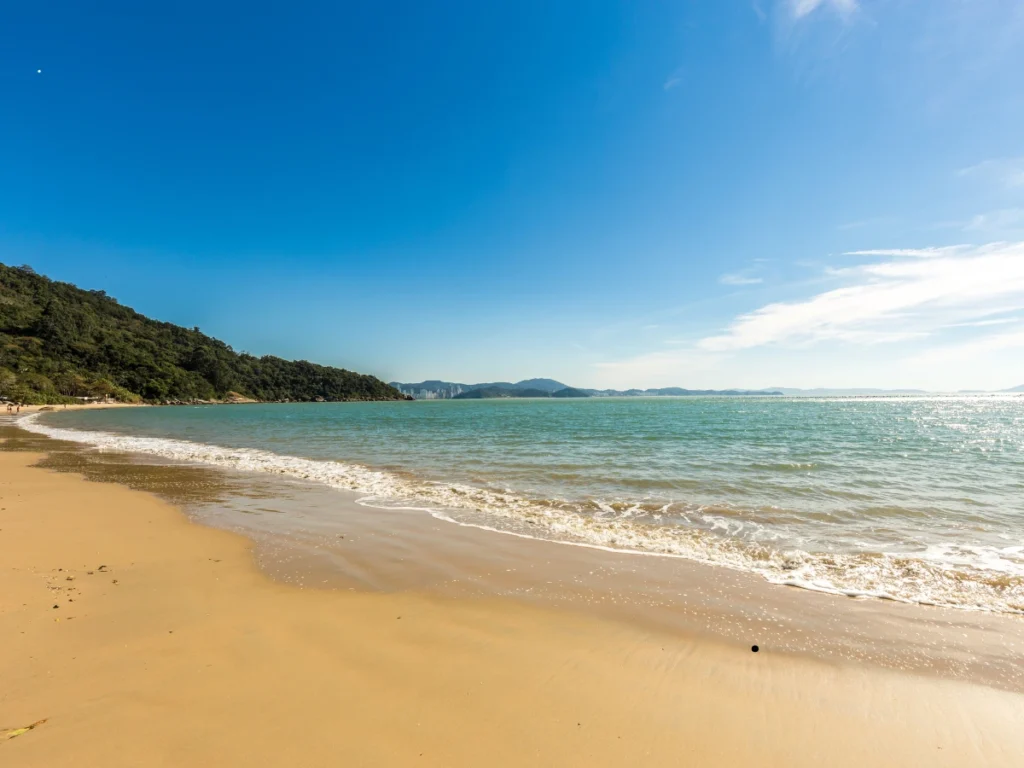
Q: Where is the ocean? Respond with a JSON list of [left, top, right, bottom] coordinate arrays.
[[22, 395, 1024, 614]]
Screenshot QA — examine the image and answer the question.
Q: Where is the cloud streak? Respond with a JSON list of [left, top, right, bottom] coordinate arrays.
[[910, 327, 1024, 366], [843, 246, 969, 258], [957, 157, 1024, 188], [719, 272, 764, 286], [964, 208, 1024, 233], [789, 0, 858, 20], [700, 241, 1024, 351]]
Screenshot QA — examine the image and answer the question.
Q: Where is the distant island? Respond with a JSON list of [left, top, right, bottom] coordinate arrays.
[[393, 380, 1024, 400], [454, 386, 591, 399], [0, 264, 408, 405], [391, 379, 782, 400]]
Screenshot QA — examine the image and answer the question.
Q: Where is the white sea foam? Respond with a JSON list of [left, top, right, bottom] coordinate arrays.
[[18, 413, 1024, 615]]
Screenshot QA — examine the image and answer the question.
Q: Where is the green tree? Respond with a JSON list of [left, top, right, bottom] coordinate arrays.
[[54, 371, 88, 397], [0, 367, 16, 399], [142, 379, 170, 400], [19, 372, 55, 394]]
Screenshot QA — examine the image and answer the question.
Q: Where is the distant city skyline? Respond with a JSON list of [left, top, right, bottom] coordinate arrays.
[[4, 1, 1024, 390]]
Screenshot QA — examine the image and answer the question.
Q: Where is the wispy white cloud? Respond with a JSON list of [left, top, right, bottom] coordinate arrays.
[[719, 273, 764, 286], [957, 157, 1024, 188], [910, 327, 1024, 366], [944, 316, 1019, 329], [963, 208, 1024, 233], [842, 246, 969, 258], [592, 242, 1024, 390], [663, 66, 685, 91], [700, 241, 1024, 352], [789, 0, 858, 21]]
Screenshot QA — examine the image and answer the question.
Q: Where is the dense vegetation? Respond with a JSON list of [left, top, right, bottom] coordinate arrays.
[[0, 264, 407, 405]]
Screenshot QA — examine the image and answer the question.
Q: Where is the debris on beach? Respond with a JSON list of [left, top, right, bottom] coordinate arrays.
[[1, 719, 48, 742]]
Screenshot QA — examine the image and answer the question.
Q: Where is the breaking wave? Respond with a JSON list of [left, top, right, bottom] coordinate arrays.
[[19, 412, 1024, 615]]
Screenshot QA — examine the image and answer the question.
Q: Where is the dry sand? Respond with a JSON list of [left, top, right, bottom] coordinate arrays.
[[2, 449, 1023, 767], [10, 402, 145, 415]]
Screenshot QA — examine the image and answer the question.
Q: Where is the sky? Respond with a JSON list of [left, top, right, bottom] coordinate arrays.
[[3, 0, 1024, 391]]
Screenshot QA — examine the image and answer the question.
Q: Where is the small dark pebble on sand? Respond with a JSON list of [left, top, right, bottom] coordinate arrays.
[[751, 645, 759, 653]]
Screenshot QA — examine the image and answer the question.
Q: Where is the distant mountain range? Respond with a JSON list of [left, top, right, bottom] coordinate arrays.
[[391, 379, 570, 399], [392, 379, 1024, 401], [390, 379, 782, 400], [453, 386, 590, 399]]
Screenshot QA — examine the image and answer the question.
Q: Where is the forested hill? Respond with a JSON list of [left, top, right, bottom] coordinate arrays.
[[0, 264, 407, 404]]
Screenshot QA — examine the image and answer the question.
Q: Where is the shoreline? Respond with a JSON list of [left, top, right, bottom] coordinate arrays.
[[12, 413, 1024, 694], [14, 402, 147, 414], [17, 407, 1024, 619], [2, 436, 1024, 764]]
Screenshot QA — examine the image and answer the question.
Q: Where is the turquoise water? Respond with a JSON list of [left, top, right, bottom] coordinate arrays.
[[25, 396, 1024, 613]]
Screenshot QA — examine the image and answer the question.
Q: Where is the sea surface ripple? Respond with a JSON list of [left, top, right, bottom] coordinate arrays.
[[22, 395, 1024, 614]]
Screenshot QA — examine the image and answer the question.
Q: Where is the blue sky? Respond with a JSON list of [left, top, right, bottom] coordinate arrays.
[[3, 0, 1024, 390]]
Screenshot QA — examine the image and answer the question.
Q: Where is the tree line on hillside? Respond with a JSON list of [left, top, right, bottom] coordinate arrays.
[[0, 263, 406, 405]]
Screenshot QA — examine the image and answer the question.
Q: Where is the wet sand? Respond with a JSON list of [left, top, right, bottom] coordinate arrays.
[[9, 424, 1023, 693], [3, 437, 1024, 765]]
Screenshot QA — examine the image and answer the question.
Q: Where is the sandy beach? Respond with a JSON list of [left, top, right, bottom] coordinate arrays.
[[3, 442, 1024, 766]]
